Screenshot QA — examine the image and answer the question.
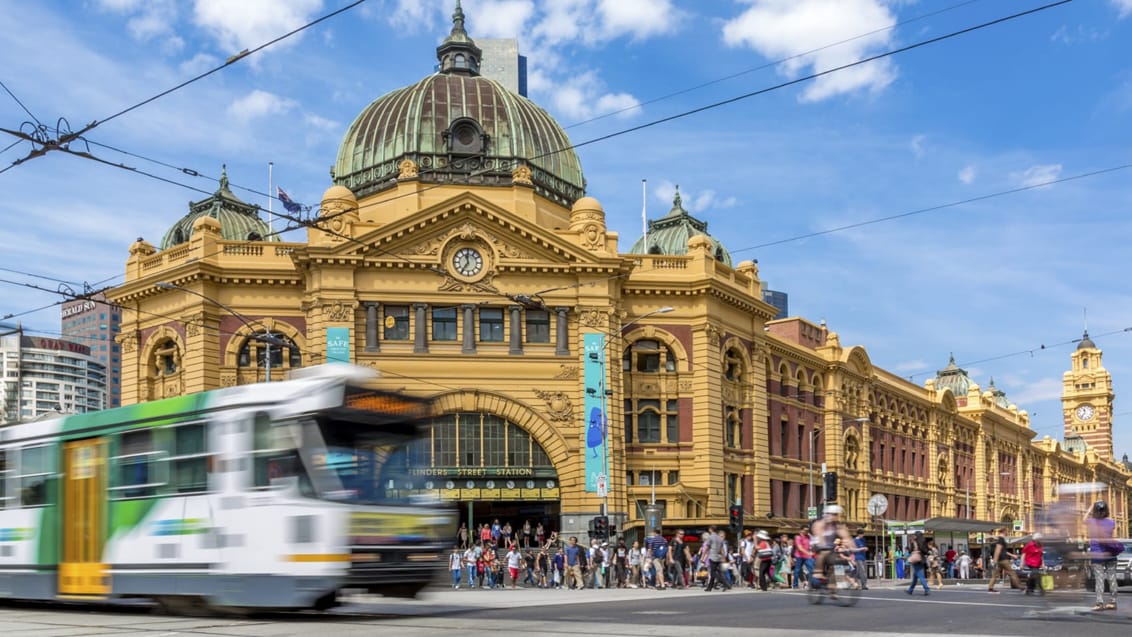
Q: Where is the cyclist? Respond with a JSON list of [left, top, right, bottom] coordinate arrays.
[[811, 504, 855, 586]]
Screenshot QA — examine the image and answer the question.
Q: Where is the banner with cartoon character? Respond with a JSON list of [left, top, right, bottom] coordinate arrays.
[[583, 332, 606, 493]]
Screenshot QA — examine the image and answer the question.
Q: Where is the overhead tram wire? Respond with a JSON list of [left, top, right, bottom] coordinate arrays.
[[72, 0, 989, 215], [729, 161, 1132, 255], [0, 1, 369, 176], [0, 78, 44, 129], [560, 0, 985, 131], [0, 1, 1073, 318], [302, 0, 1073, 234]]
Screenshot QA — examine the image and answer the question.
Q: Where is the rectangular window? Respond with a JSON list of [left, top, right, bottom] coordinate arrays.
[[637, 399, 661, 443], [507, 423, 530, 467], [479, 308, 504, 342], [170, 423, 208, 494], [458, 413, 481, 467], [0, 450, 8, 509], [112, 429, 163, 498], [525, 310, 550, 343], [252, 414, 288, 489], [624, 399, 633, 444], [434, 416, 457, 466], [667, 470, 679, 485], [483, 415, 506, 466], [666, 399, 679, 444], [432, 307, 458, 341], [779, 421, 788, 456], [384, 305, 410, 340], [17, 445, 51, 507]]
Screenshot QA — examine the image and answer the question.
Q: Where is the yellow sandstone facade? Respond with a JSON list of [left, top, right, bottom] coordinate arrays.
[[108, 7, 1127, 542]]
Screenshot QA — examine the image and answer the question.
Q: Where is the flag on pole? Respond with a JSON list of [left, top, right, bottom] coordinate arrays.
[[277, 187, 302, 214]]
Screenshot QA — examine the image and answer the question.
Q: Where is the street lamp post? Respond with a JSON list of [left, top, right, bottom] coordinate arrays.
[[809, 427, 822, 517], [156, 282, 288, 383], [596, 306, 674, 522]]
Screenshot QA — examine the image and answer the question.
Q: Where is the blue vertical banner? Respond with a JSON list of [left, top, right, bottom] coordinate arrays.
[[325, 327, 351, 364], [583, 333, 606, 493]]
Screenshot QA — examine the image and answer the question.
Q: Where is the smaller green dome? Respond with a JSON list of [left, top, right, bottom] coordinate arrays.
[[934, 353, 971, 397], [159, 168, 278, 250], [628, 186, 732, 266]]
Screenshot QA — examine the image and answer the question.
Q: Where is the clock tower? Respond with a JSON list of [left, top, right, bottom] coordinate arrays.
[[1062, 330, 1115, 461]]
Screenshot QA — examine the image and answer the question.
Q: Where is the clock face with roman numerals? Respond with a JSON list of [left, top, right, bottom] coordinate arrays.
[[452, 247, 483, 277]]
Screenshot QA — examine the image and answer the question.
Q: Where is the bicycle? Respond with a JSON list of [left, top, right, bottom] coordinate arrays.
[[807, 557, 861, 607]]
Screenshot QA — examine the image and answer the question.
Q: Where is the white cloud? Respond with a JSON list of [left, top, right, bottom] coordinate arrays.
[[1012, 164, 1063, 189], [473, 0, 536, 38], [548, 72, 641, 121], [910, 134, 926, 159], [95, 0, 179, 43], [1003, 376, 1064, 406], [721, 0, 897, 102], [596, 0, 680, 41], [304, 113, 338, 131], [227, 90, 297, 121], [1051, 25, 1107, 45], [1113, 0, 1132, 19], [958, 164, 976, 185], [192, 0, 323, 56]]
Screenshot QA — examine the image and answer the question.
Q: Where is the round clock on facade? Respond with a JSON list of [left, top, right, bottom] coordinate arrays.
[[1076, 404, 1095, 421], [452, 246, 483, 277]]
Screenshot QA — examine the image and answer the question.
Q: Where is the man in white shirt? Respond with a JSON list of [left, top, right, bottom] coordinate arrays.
[[506, 544, 523, 589]]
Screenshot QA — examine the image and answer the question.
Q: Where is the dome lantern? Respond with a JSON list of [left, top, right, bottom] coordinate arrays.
[[436, 0, 481, 76], [158, 166, 278, 250]]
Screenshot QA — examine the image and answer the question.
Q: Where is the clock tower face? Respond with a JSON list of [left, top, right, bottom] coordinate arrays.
[[452, 246, 483, 278], [1076, 404, 1095, 421]]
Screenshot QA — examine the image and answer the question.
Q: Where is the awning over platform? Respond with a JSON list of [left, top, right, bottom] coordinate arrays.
[[884, 517, 1003, 534]]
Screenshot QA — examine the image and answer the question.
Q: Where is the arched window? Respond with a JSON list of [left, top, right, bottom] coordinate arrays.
[[454, 53, 466, 69], [623, 339, 676, 373], [238, 332, 302, 370], [150, 338, 180, 376]]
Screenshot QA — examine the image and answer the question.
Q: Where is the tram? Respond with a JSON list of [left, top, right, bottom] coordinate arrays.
[[0, 365, 455, 612]]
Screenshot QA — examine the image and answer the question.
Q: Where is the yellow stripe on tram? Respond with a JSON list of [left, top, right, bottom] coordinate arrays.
[[284, 554, 352, 563]]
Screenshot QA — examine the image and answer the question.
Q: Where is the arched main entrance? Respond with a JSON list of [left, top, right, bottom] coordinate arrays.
[[410, 411, 561, 546]]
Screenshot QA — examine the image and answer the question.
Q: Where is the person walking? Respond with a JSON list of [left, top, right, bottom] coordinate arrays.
[[1021, 534, 1044, 595], [957, 551, 971, 579], [449, 545, 464, 589], [986, 529, 1021, 593], [927, 538, 944, 590], [645, 528, 669, 589], [851, 529, 869, 590], [564, 536, 585, 589], [703, 525, 731, 591], [755, 530, 774, 591], [905, 531, 931, 596], [1087, 500, 1121, 611], [793, 524, 814, 589]]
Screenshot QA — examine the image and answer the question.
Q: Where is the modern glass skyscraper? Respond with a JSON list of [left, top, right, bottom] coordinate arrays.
[[60, 293, 121, 408]]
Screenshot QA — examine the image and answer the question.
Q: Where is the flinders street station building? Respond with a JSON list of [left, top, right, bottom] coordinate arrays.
[[109, 6, 1128, 547]]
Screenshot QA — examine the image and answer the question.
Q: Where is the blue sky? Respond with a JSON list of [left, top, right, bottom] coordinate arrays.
[[2, 0, 1131, 454]]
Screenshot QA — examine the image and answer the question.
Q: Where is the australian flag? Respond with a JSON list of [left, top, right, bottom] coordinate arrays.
[[277, 187, 302, 214]]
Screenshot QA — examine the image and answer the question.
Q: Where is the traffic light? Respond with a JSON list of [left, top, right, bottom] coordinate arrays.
[[822, 471, 838, 503], [728, 504, 743, 535], [592, 515, 609, 540]]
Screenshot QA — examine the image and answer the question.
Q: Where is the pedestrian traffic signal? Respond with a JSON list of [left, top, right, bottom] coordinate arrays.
[[728, 504, 743, 534], [822, 471, 838, 503], [592, 515, 609, 540]]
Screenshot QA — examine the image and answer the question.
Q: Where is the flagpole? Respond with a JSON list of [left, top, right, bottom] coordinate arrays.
[[268, 161, 274, 234], [641, 178, 647, 251]]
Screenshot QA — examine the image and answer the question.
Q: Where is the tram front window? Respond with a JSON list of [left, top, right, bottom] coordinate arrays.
[[287, 417, 419, 505]]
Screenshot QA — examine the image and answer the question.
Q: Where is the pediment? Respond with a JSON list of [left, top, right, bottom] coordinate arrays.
[[325, 192, 613, 268]]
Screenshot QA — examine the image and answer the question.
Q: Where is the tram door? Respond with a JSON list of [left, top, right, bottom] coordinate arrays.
[[59, 438, 110, 596]]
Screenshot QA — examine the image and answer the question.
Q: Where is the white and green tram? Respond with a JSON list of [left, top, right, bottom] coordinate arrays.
[[0, 365, 455, 611]]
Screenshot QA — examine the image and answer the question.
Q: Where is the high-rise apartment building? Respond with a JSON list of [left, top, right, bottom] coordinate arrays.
[[61, 293, 121, 408], [0, 324, 107, 422], [477, 38, 527, 96]]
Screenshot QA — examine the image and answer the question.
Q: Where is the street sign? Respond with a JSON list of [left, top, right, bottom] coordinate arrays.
[[596, 473, 607, 498], [867, 494, 889, 516], [807, 506, 818, 519], [1013, 519, 1023, 532]]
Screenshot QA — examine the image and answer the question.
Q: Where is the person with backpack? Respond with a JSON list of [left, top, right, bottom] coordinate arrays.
[[645, 528, 669, 589]]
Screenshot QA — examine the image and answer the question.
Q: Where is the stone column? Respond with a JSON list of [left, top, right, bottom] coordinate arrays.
[[555, 307, 569, 356], [509, 305, 523, 355], [462, 304, 476, 354], [365, 302, 379, 352], [414, 303, 428, 353]]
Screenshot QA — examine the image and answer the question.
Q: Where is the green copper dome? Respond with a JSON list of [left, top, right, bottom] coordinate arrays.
[[629, 186, 733, 266], [159, 168, 278, 250], [934, 354, 972, 397], [332, 2, 585, 206]]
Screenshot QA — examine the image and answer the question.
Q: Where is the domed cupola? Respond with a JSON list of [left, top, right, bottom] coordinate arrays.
[[628, 186, 733, 266], [1077, 329, 1096, 350], [332, 1, 585, 206], [159, 167, 277, 250]]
